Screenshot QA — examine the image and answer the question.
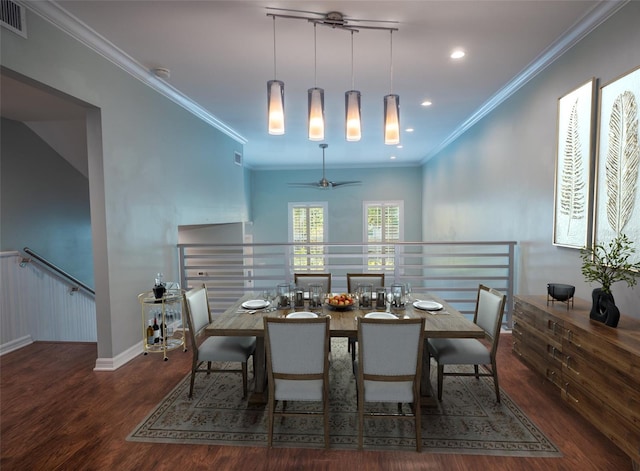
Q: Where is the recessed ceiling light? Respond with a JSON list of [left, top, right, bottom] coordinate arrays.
[[396, 145, 403, 149], [421, 100, 432, 107], [450, 49, 465, 60], [390, 155, 396, 160], [405, 128, 414, 133]]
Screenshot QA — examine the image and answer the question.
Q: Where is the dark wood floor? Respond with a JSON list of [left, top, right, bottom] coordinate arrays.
[[0, 334, 632, 471]]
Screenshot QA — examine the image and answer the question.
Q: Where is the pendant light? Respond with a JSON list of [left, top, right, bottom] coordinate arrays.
[[384, 30, 400, 145], [345, 30, 362, 142], [267, 16, 285, 135], [308, 23, 325, 141]]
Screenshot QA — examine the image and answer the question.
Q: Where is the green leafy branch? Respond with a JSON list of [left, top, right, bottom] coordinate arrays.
[[580, 233, 640, 294]]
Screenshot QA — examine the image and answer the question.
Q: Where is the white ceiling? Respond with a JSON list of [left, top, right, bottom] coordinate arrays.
[[7, 1, 625, 169]]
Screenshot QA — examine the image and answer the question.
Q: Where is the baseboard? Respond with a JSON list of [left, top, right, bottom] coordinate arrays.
[[94, 341, 143, 371], [0, 335, 34, 356]]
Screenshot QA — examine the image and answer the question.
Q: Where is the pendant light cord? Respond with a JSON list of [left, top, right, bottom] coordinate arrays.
[[351, 31, 355, 89], [272, 16, 277, 80], [314, 23, 318, 87], [389, 30, 394, 93]]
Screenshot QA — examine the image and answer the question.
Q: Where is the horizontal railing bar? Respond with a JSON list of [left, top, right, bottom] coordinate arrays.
[[179, 241, 517, 248]]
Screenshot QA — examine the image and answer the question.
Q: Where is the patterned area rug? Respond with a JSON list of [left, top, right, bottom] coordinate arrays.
[[128, 339, 561, 457]]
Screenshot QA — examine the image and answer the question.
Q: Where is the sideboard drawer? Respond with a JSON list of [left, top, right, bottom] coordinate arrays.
[[563, 377, 640, 463]]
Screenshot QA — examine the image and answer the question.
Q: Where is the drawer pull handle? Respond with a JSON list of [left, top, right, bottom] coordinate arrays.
[[564, 383, 579, 404], [566, 330, 582, 348], [564, 355, 579, 374]]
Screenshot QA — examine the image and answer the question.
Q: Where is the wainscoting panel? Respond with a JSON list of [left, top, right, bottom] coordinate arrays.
[[1, 252, 96, 354]]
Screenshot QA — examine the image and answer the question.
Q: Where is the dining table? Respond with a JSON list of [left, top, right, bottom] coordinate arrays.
[[205, 292, 484, 405]]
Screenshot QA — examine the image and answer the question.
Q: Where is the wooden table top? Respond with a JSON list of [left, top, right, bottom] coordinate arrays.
[[205, 292, 484, 339]]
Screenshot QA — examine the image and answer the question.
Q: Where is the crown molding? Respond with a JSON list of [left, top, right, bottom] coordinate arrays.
[[422, 0, 629, 163], [25, 1, 247, 145]]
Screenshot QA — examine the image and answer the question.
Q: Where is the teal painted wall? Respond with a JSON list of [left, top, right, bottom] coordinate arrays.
[[1, 118, 94, 287], [250, 166, 423, 243]]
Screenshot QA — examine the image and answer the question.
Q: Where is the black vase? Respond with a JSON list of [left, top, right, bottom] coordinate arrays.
[[590, 288, 620, 328]]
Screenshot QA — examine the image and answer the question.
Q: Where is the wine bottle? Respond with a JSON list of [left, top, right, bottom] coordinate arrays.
[[153, 317, 160, 343], [146, 320, 154, 345]]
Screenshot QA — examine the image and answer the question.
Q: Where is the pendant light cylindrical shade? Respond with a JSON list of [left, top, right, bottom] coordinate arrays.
[[308, 87, 325, 141], [384, 94, 400, 145], [345, 90, 362, 141], [267, 80, 285, 135]]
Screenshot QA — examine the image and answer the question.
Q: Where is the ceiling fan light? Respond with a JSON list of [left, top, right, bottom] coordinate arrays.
[[345, 90, 361, 142], [267, 80, 285, 135], [308, 87, 325, 141], [384, 94, 400, 145]]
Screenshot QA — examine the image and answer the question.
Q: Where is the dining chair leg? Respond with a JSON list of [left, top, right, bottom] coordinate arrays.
[[437, 364, 444, 401], [415, 398, 422, 452], [252, 352, 256, 379], [358, 389, 364, 449], [189, 371, 196, 398], [492, 360, 501, 402], [241, 362, 248, 398], [323, 392, 330, 448], [267, 397, 274, 447]]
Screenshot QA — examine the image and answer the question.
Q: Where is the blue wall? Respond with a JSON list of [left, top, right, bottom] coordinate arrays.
[[1, 118, 94, 287], [250, 166, 423, 243]]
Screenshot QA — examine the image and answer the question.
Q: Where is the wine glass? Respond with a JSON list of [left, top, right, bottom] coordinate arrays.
[[386, 290, 394, 312], [263, 289, 275, 309], [405, 283, 412, 302]]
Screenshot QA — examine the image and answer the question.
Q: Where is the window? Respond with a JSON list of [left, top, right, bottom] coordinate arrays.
[[288, 202, 327, 270], [364, 201, 404, 271]]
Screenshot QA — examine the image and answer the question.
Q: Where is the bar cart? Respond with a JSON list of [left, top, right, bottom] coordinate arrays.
[[138, 289, 187, 360]]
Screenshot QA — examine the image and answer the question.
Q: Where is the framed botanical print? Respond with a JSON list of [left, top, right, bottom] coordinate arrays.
[[593, 65, 640, 264], [553, 78, 596, 248]]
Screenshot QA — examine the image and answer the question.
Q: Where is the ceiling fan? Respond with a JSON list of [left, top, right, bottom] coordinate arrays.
[[288, 144, 361, 189]]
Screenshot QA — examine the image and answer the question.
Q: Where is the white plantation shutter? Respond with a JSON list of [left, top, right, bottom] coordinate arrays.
[[364, 201, 403, 270], [289, 203, 327, 269]]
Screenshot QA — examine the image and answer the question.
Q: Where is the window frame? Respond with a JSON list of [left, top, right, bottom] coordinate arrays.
[[288, 202, 328, 271], [363, 200, 404, 272]]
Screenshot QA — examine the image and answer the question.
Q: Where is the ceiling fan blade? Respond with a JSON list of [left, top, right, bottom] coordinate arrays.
[[330, 181, 362, 187], [288, 182, 322, 187]]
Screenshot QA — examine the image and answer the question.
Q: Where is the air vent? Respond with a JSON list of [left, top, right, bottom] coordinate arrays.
[[234, 151, 243, 166], [1, 0, 27, 38]]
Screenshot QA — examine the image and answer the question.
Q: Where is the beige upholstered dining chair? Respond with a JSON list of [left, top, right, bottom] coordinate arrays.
[[427, 284, 507, 402], [346, 273, 385, 361], [293, 272, 332, 293], [263, 316, 331, 448], [356, 316, 425, 452], [183, 284, 256, 399]]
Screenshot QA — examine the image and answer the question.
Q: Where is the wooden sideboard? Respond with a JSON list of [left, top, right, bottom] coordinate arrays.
[[512, 295, 640, 469]]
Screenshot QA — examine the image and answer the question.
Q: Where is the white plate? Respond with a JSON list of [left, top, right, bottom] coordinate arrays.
[[286, 311, 318, 318], [364, 312, 398, 319], [413, 300, 443, 311], [241, 299, 270, 310]]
